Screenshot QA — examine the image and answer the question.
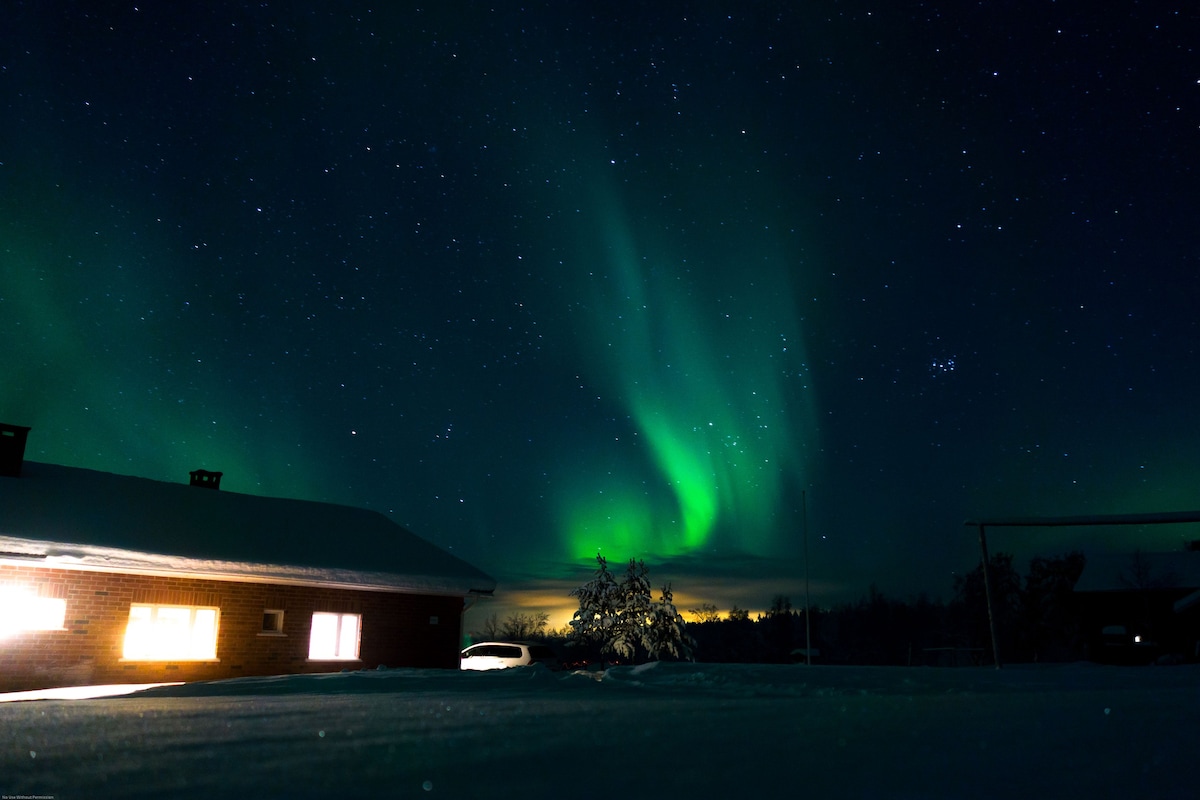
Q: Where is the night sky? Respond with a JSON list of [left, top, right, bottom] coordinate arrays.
[[3, 2, 1197, 625]]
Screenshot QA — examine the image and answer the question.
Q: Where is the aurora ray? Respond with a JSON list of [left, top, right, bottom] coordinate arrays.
[[555, 176, 818, 561]]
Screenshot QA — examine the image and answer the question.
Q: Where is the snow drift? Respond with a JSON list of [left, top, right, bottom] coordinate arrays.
[[2, 661, 1196, 799]]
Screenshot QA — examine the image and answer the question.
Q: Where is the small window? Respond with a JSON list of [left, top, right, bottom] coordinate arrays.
[[308, 612, 360, 660], [123, 604, 219, 661], [0, 586, 67, 637], [261, 609, 285, 635]]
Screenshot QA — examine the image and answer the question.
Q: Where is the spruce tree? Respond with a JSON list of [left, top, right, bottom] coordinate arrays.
[[644, 583, 695, 662], [611, 559, 652, 662], [567, 555, 621, 661], [568, 555, 695, 665]]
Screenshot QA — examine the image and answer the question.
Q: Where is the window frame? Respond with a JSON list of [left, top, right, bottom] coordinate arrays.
[[121, 602, 221, 662], [259, 608, 286, 637], [307, 611, 362, 662]]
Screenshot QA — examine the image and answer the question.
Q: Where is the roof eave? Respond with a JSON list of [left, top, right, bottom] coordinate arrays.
[[0, 538, 496, 597]]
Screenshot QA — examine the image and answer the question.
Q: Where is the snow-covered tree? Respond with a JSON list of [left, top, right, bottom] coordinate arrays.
[[643, 583, 695, 662], [610, 559, 652, 662], [568, 556, 694, 665], [567, 555, 621, 657]]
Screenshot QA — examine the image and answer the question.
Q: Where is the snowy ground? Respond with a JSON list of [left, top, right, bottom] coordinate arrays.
[[2, 662, 1196, 799]]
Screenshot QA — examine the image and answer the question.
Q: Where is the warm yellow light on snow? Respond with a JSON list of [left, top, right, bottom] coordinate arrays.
[[0, 682, 185, 703]]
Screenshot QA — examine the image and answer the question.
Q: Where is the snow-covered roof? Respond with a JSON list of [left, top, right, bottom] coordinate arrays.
[[0, 462, 495, 597]]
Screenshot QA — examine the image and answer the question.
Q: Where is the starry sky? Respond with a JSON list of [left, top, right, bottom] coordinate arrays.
[[3, 2, 1197, 626]]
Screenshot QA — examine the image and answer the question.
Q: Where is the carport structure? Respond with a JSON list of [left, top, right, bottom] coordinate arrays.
[[965, 510, 1200, 668]]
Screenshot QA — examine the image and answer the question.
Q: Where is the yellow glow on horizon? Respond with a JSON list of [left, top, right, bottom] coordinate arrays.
[[462, 558, 846, 640], [466, 585, 774, 635]]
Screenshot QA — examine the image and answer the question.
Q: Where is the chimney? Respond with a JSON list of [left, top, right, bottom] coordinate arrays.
[[0, 423, 31, 478], [189, 469, 223, 490]]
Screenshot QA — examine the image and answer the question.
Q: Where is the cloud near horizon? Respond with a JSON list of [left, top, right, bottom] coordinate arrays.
[[465, 552, 851, 634]]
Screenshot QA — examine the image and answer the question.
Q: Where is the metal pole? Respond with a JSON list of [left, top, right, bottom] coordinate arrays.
[[803, 490, 812, 664], [977, 524, 1002, 669]]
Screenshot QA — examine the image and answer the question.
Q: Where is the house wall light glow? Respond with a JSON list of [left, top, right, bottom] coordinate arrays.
[[0, 424, 495, 693]]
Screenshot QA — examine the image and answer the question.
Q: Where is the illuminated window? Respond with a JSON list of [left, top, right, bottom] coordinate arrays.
[[0, 587, 67, 638], [123, 604, 219, 661], [308, 612, 360, 660]]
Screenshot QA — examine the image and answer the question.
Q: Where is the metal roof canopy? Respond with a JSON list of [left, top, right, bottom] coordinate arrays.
[[965, 510, 1200, 668], [967, 510, 1200, 528]]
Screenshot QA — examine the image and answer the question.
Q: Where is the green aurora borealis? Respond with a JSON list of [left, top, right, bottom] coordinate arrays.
[[3, 3, 1198, 617], [553, 173, 817, 561]]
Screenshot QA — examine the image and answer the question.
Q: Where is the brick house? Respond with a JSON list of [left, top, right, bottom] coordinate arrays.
[[0, 423, 495, 692]]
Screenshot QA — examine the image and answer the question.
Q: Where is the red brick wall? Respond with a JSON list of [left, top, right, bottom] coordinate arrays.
[[0, 564, 465, 692]]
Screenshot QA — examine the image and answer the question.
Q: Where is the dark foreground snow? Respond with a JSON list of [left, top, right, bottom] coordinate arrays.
[[2, 662, 1196, 799]]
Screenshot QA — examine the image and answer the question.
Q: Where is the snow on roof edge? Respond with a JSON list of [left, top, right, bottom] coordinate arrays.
[[0, 536, 494, 596], [0, 463, 497, 597]]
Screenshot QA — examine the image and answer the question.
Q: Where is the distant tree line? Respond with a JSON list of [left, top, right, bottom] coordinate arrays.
[[470, 551, 1087, 666], [683, 551, 1087, 665], [473, 610, 551, 641]]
